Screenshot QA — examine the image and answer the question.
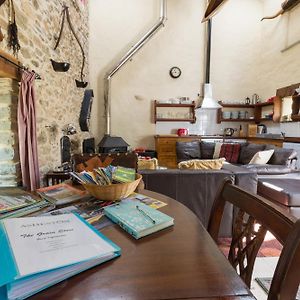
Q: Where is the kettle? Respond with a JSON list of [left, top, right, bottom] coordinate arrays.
[[223, 128, 235, 136]]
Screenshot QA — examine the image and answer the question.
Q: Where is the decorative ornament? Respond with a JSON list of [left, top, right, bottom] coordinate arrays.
[[7, 0, 20, 56]]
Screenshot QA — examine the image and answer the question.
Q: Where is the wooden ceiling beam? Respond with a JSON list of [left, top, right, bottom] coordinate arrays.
[[0, 49, 21, 81]]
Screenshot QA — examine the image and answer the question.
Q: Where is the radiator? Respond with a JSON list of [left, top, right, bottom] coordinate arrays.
[[283, 142, 300, 170]]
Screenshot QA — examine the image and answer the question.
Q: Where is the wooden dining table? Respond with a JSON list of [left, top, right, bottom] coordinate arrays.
[[32, 190, 255, 300]]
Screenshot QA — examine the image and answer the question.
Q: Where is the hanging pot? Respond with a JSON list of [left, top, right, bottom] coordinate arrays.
[[54, 6, 88, 88], [75, 79, 88, 88], [50, 59, 70, 72]]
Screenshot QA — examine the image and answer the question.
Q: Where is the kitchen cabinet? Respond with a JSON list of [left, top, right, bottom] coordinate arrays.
[[155, 135, 201, 168], [154, 100, 196, 123]]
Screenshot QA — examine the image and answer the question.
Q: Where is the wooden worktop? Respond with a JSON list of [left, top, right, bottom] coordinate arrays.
[[155, 134, 300, 142]]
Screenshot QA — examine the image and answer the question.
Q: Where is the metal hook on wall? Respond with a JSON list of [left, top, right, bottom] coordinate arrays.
[[53, 5, 87, 88]]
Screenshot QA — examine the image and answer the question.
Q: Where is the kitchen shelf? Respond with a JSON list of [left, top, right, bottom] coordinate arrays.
[[217, 98, 281, 124], [155, 118, 195, 122], [218, 118, 255, 122], [218, 102, 255, 108], [154, 100, 196, 123], [255, 102, 274, 107], [254, 96, 281, 123], [155, 103, 195, 108], [257, 118, 273, 121]]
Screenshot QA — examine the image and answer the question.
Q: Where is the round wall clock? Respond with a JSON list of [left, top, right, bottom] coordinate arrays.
[[169, 66, 181, 78]]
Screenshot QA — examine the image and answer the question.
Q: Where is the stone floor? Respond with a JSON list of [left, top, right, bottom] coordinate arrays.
[[251, 257, 278, 300]]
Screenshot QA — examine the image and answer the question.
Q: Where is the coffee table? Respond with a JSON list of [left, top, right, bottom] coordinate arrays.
[[31, 190, 254, 300]]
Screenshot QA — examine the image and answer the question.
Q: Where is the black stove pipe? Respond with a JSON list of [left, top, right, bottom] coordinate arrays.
[[205, 19, 212, 84]]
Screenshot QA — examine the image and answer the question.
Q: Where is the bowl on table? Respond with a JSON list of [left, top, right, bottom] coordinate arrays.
[[82, 174, 142, 201]]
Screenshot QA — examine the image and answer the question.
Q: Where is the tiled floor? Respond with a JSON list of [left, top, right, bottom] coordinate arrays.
[[251, 257, 279, 300]]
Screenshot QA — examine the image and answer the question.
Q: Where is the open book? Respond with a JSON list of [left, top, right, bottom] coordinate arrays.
[[0, 214, 120, 300]]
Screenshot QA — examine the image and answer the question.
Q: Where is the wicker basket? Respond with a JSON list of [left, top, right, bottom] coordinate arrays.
[[82, 173, 142, 201]]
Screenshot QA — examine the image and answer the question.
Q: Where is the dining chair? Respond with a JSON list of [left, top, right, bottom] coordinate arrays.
[[72, 152, 138, 172], [208, 179, 300, 300]]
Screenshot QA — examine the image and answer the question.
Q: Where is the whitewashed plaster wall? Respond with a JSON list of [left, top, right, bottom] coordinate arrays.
[[257, 0, 300, 137], [89, 0, 300, 149], [89, 0, 205, 149]]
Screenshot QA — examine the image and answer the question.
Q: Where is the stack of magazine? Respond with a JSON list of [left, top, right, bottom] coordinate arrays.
[[0, 188, 53, 220], [70, 166, 136, 186], [37, 183, 91, 206]]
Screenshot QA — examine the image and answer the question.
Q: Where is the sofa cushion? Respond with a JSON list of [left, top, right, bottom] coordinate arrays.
[[219, 143, 241, 163], [176, 141, 201, 162], [241, 164, 292, 175], [249, 149, 274, 164], [200, 142, 215, 159], [213, 142, 222, 158], [178, 158, 225, 170], [238, 143, 266, 164], [267, 147, 298, 166]]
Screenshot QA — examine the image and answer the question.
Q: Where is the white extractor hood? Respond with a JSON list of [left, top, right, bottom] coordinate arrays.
[[200, 83, 221, 109]]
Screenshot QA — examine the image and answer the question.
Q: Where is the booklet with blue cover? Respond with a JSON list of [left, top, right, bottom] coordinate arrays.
[[0, 214, 120, 300], [104, 201, 174, 239]]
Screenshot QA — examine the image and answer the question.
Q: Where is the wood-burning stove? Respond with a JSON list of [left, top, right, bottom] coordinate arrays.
[[98, 135, 129, 153]]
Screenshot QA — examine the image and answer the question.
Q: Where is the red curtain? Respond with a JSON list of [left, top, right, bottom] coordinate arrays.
[[18, 71, 40, 191]]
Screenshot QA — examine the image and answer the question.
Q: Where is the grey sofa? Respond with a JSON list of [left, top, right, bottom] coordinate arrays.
[[176, 140, 297, 175], [139, 140, 297, 237], [139, 165, 257, 237]]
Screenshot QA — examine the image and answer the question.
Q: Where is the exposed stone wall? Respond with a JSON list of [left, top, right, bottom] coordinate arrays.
[[0, 78, 20, 186], [0, 0, 90, 183]]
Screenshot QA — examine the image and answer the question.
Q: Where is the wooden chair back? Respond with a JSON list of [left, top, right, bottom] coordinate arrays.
[[208, 180, 300, 300], [72, 152, 138, 172]]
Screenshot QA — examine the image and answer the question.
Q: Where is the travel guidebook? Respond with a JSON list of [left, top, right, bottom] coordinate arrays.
[[0, 214, 120, 300], [104, 201, 174, 239], [41, 199, 112, 230], [125, 193, 167, 209], [37, 183, 91, 205]]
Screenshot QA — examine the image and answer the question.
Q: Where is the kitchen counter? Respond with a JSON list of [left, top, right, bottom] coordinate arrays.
[[154, 134, 299, 141]]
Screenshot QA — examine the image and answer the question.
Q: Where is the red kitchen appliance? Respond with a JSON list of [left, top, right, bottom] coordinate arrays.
[[177, 128, 188, 136]]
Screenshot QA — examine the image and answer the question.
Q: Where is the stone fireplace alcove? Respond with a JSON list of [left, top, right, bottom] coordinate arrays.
[[0, 50, 21, 187]]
